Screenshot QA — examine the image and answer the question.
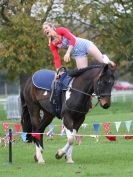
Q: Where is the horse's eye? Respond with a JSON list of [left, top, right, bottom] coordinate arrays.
[[103, 81, 108, 85]]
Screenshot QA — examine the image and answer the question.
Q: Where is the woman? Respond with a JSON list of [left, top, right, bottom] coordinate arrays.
[[42, 22, 115, 70]]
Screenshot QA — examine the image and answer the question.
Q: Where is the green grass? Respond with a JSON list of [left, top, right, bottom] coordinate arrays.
[[0, 100, 133, 177]]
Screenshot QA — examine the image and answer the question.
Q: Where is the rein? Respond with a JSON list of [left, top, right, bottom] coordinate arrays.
[[60, 64, 111, 98], [65, 97, 100, 114], [59, 65, 113, 114], [67, 86, 92, 97], [66, 84, 111, 97], [62, 80, 100, 114]]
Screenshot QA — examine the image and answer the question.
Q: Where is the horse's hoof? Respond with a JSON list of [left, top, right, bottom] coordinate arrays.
[[66, 157, 74, 164], [55, 153, 61, 159], [38, 160, 45, 164], [66, 160, 74, 164], [55, 149, 65, 160], [34, 155, 45, 164]]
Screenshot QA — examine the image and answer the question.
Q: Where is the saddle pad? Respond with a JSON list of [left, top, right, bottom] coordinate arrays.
[[32, 69, 56, 91], [60, 73, 72, 90]]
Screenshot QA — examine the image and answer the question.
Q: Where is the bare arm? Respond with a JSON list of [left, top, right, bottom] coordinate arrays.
[[56, 27, 76, 63], [64, 45, 74, 62]]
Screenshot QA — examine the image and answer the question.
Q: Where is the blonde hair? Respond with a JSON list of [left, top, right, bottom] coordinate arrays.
[[42, 22, 55, 30]]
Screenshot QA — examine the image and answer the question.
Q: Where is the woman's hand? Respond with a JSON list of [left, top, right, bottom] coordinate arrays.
[[64, 45, 73, 62], [109, 60, 116, 67], [64, 52, 71, 62]]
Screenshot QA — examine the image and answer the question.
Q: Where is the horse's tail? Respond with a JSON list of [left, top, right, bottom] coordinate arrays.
[[20, 77, 33, 142]]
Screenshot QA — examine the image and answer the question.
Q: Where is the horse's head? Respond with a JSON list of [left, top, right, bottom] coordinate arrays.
[[94, 64, 116, 109]]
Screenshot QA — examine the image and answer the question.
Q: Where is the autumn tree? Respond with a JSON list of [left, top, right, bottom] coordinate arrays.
[[0, 0, 52, 80], [0, 0, 132, 79]]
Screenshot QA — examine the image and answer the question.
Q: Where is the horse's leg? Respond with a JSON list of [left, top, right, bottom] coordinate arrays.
[[35, 140, 44, 163], [64, 128, 76, 163], [55, 127, 76, 163], [65, 114, 86, 162], [27, 104, 45, 164], [38, 112, 54, 135], [65, 144, 73, 163], [55, 113, 86, 163], [65, 115, 86, 163], [34, 111, 54, 163], [33, 129, 45, 164]]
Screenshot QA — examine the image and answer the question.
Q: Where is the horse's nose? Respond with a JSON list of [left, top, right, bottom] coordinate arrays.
[[102, 103, 110, 109], [99, 98, 111, 109]]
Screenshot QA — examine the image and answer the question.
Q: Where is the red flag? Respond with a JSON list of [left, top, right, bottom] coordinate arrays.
[[32, 133, 41, 140], [14, 123, 22, 133], [103, 122, 110, 134], [2, 122, 9, 132], [124, 135, 133, 140], [106, 135, 116, 141]]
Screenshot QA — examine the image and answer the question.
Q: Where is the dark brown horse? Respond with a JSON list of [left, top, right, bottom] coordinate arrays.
[[20, 63, 116, 164]]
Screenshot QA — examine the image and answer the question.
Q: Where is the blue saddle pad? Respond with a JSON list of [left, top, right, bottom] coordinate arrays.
[[60, 72, 72, 90], [32, 69, 72, 91], [32, 69, 56, 91]]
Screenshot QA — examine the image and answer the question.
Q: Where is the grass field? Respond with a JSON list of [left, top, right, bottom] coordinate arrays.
[[0, 99, 133, 177]]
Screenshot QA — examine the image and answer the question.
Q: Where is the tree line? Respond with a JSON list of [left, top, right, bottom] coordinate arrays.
[[0, 0, 132, 80]]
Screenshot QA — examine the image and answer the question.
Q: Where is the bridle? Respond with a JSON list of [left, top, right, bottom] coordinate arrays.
[[61, 65, 114, 114], [64, 83, 99, 114], [94, 78, 112, 99], [93, 65, 115, 99], [65, 71, 113, 99]]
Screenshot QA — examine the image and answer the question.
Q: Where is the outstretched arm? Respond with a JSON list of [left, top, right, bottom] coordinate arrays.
[[56, 27, 76, 62], [50, 43, 62, 70]]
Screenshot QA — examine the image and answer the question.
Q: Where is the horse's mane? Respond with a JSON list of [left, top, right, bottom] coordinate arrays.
[[68, 63, 104, 77]]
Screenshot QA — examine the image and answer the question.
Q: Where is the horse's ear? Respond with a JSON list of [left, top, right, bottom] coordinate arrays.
[[103, 63, 116, 73], [98, 64, 108, 78], [102, 64, 117, 79]]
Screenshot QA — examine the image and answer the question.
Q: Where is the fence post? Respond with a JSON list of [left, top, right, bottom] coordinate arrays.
[[9, 129, 12, 163]]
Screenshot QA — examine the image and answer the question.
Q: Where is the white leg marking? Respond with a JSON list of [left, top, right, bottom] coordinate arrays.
[[61, 142, 71, 154], [65, 145, 74, 164], [36, 145, 45, 164], [61, 127, 77, 163], [60, 127, 73, 154]]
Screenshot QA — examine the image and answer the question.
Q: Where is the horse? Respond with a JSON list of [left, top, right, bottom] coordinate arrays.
[[20, 63, 116, 164]]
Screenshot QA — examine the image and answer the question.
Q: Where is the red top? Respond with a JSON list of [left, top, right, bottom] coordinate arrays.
[[49, 27, 76, 69]]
